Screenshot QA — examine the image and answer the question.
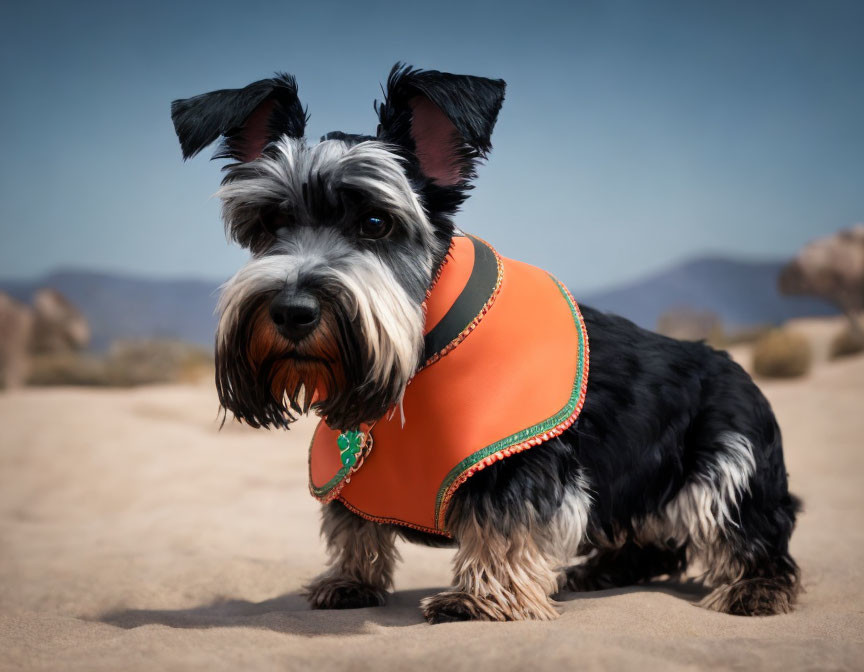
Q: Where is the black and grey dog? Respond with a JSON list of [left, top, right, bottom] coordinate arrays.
[[171, 64, 800, 621]]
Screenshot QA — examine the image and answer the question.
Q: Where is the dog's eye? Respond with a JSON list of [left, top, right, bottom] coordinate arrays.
[[358, 214, 393, 240], [262, 211, 293, 236]]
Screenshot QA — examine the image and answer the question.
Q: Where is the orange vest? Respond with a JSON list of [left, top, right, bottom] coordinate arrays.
[[308, 234, 589, 537]]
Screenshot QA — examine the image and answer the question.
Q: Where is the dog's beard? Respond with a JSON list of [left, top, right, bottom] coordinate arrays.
[[237, 299, 346, 425], [215, 254, 425, 430]]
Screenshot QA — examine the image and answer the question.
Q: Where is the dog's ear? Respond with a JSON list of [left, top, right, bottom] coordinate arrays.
[[171, 73, 308, 162], [376, 64, 506, 185]]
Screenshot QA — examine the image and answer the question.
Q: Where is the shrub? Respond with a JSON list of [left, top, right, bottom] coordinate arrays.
[[28, 353, 111, 386], [105, 340, 213, 385], [27, 340, 213, 387], [717, 324, 772, 348], [752, 329, 812, 379], [657, 308, 723, 342], [829, 325, 864, 360]]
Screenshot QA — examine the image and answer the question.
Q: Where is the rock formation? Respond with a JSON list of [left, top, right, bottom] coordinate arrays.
[[0, 289, 90, 388], [780, 224, 864, 335]]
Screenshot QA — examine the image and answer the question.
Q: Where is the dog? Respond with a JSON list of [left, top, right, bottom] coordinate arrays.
[[170, 64, 800, 622]]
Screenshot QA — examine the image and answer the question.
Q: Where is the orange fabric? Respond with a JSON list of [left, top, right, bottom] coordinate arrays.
[[309, 235, 588, 535]]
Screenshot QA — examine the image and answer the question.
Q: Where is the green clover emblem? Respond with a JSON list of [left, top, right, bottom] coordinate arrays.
[[337, 430, 365, 468]]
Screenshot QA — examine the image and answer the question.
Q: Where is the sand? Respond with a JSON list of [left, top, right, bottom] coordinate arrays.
[[1, 331, 863, 671]]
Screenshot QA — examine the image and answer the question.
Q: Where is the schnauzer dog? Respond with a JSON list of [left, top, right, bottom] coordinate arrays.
[[171, 64, 800, 622]]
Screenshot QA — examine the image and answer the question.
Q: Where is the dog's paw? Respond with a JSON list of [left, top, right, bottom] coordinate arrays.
[[701, 578, 798, 616], [563, 564, 615, 592], [421, 591, 487, 623], [421, 590, 558, 623], [304, 575, 387, 610]]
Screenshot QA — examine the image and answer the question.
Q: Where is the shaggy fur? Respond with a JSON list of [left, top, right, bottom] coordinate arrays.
[[304, 502, 398, 609], [171, 63, 800, 622]]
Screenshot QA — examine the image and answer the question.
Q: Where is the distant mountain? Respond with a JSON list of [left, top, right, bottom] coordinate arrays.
[[578, 256, 838, 330], [0, 257, 839, 351], [0, 270, 222, 351]]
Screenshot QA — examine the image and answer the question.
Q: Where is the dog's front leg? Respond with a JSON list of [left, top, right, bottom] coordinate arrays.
[[421, 511, 561, 623], [305, 501, 399, 609]]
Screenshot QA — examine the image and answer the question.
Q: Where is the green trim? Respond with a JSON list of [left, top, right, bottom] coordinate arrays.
[[433, 276, 587, 529], [310, 428, 364, 499], [310, 461, 352, 499]]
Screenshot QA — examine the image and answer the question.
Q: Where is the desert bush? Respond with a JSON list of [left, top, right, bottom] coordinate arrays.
[[655, 308, 771, 349], [829, 326, 864, 360], [717, 324, 772, 348], [657, 308, 723, 342], [28, 353, 111, 386], [27, 340, 213, 387], [105, 340, 213, 385], [752, 329, 812, 379]]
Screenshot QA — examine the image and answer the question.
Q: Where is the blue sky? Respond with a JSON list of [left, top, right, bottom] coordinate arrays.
[[1, 0, 862, 291]]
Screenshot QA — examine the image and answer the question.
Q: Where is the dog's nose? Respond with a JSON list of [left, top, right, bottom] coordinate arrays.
[[269, 291, 321, 341]]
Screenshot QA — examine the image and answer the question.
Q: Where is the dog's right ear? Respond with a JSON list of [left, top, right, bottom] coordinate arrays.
[[171, 73, 307, 163]]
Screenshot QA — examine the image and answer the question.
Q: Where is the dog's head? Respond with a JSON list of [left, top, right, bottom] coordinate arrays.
[[171, 65, 505, 430]]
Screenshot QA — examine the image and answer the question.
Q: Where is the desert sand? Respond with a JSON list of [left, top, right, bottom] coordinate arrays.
[[1, 321, 863, 671]]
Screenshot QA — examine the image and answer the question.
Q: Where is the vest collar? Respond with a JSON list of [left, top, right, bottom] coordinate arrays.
[[422, 233, 501, 366]]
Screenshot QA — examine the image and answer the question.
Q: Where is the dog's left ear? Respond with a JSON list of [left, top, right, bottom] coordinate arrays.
[[171, 73, 307, 163], [376, 64, 506, 186]]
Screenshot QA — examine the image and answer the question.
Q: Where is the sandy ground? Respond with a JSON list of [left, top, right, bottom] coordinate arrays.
[[1, 325, 863, 671]]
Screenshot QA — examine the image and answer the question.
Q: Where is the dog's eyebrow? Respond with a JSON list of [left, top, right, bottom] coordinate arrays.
[[332, 182, 400, 210]]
